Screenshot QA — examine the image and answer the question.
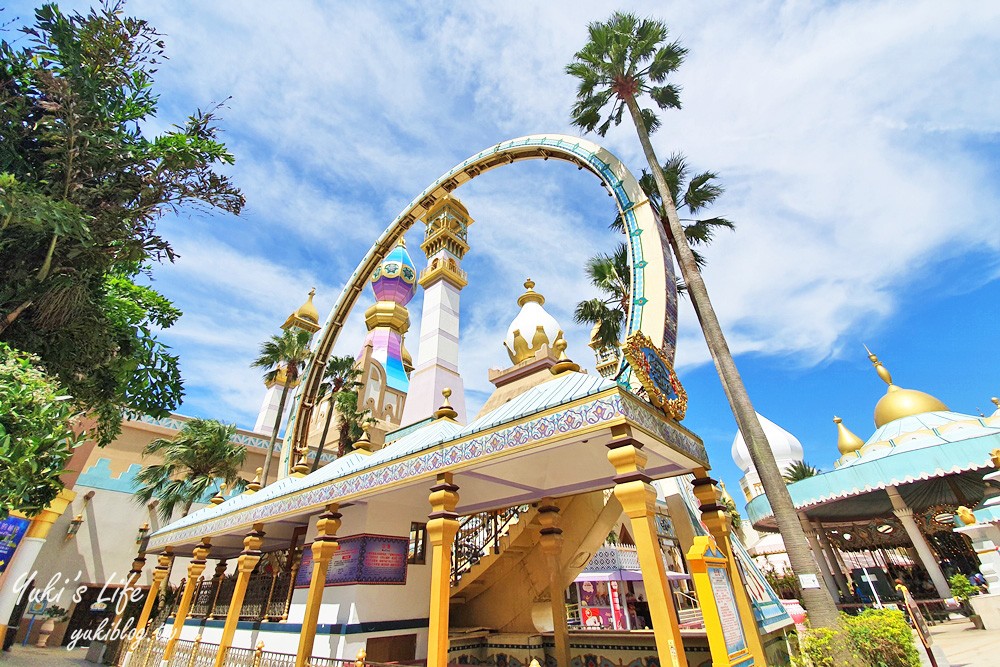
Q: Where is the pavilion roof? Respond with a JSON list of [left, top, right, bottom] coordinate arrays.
[[147, 370, 707, 554], [747, 429, 1000, 530]]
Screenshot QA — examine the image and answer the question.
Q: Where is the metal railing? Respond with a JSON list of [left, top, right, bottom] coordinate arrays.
[[451, 504, 529, 586], [186, 569, 295, 622]]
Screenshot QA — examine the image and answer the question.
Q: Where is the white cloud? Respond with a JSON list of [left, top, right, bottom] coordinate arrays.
[[30, 0, 995, 428]]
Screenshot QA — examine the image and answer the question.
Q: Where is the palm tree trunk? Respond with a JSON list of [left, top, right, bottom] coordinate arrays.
[[260, 383, 290, 487], [311, 394, 337, 472], [623, 96, 845, 632]]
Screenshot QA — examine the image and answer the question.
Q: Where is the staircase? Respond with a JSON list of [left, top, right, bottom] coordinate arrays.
[[450, 490, 623, 632]]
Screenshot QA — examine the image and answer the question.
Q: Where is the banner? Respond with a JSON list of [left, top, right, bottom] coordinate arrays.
[[295, 534, 408, 587], [0, 515, 30, 576]]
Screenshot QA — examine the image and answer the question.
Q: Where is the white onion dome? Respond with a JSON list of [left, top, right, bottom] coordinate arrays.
[[731, 413, 804, 474], [503, 279, 562, 365]]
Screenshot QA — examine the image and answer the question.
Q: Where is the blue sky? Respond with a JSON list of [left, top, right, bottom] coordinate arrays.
[[6, 1, 1000, 507]]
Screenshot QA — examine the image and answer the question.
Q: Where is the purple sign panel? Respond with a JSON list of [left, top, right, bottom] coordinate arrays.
[[295, 534, 408, 587], [0, 515, 30, 576]]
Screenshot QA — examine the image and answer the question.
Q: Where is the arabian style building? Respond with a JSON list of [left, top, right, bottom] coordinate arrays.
[[5, 136, 799, 667], [742, 350, 1000, 606]]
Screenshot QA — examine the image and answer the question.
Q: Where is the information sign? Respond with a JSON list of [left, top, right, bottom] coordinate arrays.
[[295, 533, 408, 587], [687, 535, 757, 666], [0, 515, 30, 576]]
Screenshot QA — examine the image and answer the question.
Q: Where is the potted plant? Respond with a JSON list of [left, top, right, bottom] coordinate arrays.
[[35, 605, 69, 647], [948, 573, 983, 628]]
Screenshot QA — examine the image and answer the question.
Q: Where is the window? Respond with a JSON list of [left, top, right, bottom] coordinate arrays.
[[408, 522, 426, 564]]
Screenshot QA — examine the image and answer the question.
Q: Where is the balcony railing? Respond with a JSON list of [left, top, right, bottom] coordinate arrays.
[[451, 504, 529, 586]]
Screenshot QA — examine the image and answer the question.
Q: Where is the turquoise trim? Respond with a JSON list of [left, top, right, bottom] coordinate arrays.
[[76, 458, 143, 493], [748, 433, 1000, 525]]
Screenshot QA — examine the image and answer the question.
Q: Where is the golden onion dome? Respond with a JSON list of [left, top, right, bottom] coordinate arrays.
[[833, 416, 864, 455], [866, 347, 948, 428], [293, 288, 319, 324]]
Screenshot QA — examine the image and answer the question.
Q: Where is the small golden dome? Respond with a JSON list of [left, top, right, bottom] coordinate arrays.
[[294, 288, 319, 324], [866, 348, 948, 428], [834, 416, 864, 455]]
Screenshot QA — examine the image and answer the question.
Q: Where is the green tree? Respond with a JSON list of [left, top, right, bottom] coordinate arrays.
[[334, 390, 370, 458], [574, 242, 630, 350], [251, 329, 312, 485], [0, 342, 84, 516], [311, 355, 361, 472], [613, 154, 735, 271], [132, 418, 246, 522], [567, 11, 847, 638], [783, 460, 820, 483], [580, 154, 735, 351], [0, 2, 244, 444]]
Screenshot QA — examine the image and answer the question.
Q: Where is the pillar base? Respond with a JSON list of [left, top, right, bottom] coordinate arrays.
[[970, 592, 1000, 630]]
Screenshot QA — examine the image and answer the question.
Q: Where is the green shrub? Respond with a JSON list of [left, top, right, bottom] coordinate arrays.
[[791, 609, 919, 667], [949, 573, 977, 602], [845, 608, 920, 667]]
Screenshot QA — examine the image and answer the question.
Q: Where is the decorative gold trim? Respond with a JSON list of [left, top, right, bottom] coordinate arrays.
[[622, 331, 688, 421]]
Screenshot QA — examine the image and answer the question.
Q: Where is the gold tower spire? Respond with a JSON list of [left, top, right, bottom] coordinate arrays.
[[864, 346, 948, 427], [833, 416, 864, 456]]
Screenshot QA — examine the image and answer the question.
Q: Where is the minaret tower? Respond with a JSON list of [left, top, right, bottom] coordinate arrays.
[[401, 196, 472, 425], [253, 289, 321, 434], [355, 239, 417, 427]]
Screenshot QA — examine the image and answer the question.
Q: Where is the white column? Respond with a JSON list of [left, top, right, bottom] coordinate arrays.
[[798, 513, 838, 597], [402, 279, 466, 424], [0, 537, 45, 641], [886, 486, 950, 598], [814, 520, 849, 599], [955, 522, 1000, 595]]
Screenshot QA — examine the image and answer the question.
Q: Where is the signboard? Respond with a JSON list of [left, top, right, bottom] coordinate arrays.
[[0, 515, 30, 576], [708, 564, 747, 655], [295, 534, 407, 587], [687, 535, 756, 667]]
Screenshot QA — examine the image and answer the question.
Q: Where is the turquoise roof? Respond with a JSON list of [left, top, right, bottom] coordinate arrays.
[[747, 431, 1000, 527], [464, 372, 616, 436], [152, 372, 621, 538], [839, 411, 1000, 468]]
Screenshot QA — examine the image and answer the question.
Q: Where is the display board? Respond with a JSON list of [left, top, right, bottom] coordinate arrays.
[[295, 534, 408, 587], [0, 515, 30, 575]]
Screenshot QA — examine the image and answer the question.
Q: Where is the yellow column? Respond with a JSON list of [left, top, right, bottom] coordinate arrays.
[[537, 500, 570, 667], [214, 524, 265, 667], [163, 539, 211, 662], [0, 488, 75, 647], [426, 472, 460, 667], [295, 504, 341, 667], [691, 471, 765, 665], [607, 437, 687, 667], [133, 549, 173, 638]]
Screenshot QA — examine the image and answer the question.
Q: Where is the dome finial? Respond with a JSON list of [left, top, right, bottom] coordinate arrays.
[[992, 397, 999, 408], [397, 237, 406, 248], [864, 344, 894, 388], [517, 278, 545, 307], [550, 333, 581, 375], [292, 288, 320, 324], [433, 388, 459, 420], [833, 416, 864, 456]]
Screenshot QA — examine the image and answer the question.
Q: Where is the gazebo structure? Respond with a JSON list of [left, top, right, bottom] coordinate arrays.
[[747, 350, 1000, 601], [113, 136, 792, 667]]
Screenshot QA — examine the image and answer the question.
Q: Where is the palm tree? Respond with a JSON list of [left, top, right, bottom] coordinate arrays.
[[334, 390, 369, 458], [251, 328, 312, 485], [133, 419, 247, 522], [582, 155, 735, 351], [567, 12, 847, 635], [311, 355, 361, 472], [613, 154, 735, 271], [574, 242, 630, 350], [783, 460, 820, 484]]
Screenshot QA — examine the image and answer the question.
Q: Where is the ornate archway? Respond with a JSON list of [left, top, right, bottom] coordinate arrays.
[[286, 134, 679, 453]]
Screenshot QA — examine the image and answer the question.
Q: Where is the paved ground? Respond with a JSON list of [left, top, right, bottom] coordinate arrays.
[[0, 644, 90, 665], [928, 618, 999, 667], [0, 621, 996, 666]]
